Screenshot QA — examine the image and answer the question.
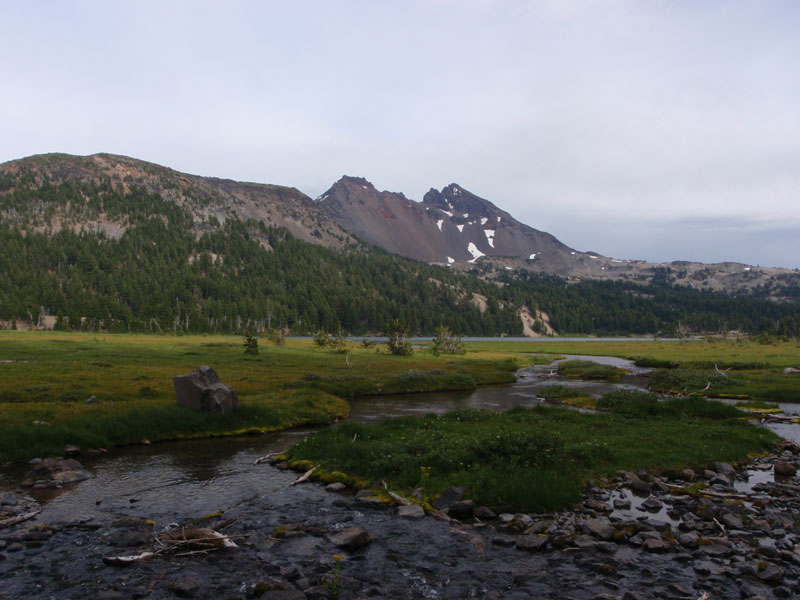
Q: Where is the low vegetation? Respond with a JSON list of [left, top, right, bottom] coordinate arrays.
[[287, 397, 777, 512], [557, 359, 626, 381]]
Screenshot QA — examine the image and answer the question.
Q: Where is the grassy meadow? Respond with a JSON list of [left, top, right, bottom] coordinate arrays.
[[0, 331, 528, 461], [1, 330, 797, 510]]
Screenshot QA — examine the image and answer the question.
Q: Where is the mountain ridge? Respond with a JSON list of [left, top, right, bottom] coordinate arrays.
[[2, 152, 799, 299]]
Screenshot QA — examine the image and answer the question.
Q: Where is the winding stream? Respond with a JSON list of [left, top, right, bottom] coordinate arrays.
[[2, 355, 798, 526]]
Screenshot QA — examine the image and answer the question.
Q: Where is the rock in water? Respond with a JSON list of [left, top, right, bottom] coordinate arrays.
[[327, 526, 373, 550], [25, 457, 91, 486], [774, 461, 797, 477], [173, 366, 239, 414]]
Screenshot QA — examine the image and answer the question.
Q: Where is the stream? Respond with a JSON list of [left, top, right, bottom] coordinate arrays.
[[2, 354, 797, 527]]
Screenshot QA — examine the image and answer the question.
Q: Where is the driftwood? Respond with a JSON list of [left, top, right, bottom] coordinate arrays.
[[0, 509, 42, 529], [290, 467, 316, 486], [666, 483, 748, 500], [715, 364, 731, 377], [388, 491, 411, 506], [253, 449, 288, 466], [158, 527, 239, 550], [103, 527, 241, 566], [713, 517, 727, 535], [102, 551, 155, 566]]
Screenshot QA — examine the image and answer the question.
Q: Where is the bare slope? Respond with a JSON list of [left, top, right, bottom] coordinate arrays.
[[0, 153, 355, 248]]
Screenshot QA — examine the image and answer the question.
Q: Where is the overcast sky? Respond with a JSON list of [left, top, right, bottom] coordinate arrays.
[[2, 1, 799, 268]]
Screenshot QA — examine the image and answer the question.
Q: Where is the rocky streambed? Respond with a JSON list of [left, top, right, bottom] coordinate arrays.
[[2, 446, 799, 600]]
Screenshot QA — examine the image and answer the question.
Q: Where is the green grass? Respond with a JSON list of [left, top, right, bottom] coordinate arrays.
[[0, 390, 349, 461], [536, 385, 584, 400], [287, 402, 777, 513], [557, 359, 626, 381], [0, 331, 523, 461]]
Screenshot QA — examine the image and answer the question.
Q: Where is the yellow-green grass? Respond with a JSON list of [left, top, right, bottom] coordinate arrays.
[[467, 338, 800, 369], [0, 331, 528, 461]]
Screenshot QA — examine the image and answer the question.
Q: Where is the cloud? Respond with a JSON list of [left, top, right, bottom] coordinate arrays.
[[0, 1, 798, 268]]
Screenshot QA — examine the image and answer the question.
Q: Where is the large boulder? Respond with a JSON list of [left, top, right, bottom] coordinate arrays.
[[173, 366, 239, 414]]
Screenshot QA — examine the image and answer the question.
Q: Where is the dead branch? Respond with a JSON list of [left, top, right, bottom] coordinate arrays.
[[388, 491, 411, 506], [253, 449, 289, 466], [0, 509, 41, 529], [103, 551, 155, 566], [290, 467, 316, 486], [158, 527, 239, 550], [714, 364, 731, 377], [713, 517, 727, 535]]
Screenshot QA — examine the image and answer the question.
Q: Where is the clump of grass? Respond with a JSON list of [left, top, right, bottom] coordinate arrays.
[[648, 368, 732, 394], [598, 389, 743, 420], [631, 356, 678, 369], [537, 385, 583, 400], [287, 403, 776, 513], [283, 369, 477, 397], [557, 360, 626, 381]]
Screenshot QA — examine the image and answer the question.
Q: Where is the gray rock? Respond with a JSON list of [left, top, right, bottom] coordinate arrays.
[[642, 537, 670, 552], [24, 457, 91, 485], [0, 493, 18, 507], [397, 504, 425, 519], [474, 506, 496, 520], [173, 365, 238, 414], [585, 499, 612, 513], [327, 526, 372, 551], [572, 534, 596, 548], [783, 367, 800, 374], [711, 461, 736, 479], [774, 461, 797, 477], [756, 561, 784, 583], [640, 496, 663, 511], [581, 518, 615, 541], [448, 499, 474, 520], [64, 444, 80, 456], [681, 468, 696, 481], [516, 534, 548, 551], [701, 543, 733, 557], [629, 531, 660, 546], [431, 487, 465, 510], [325, 482, 346, 492], [721, 512, 743, 529], [7, 542, 24, 552], [629, 477, 651, 494], [678, 531, 700, 548]]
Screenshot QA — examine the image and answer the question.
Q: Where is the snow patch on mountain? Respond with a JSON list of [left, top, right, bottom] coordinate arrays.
[[467, 242, 485, 263], [484, 229, 495, 248]]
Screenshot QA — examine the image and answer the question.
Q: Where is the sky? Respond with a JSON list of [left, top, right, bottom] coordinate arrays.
[[2, 0, 799, 269]]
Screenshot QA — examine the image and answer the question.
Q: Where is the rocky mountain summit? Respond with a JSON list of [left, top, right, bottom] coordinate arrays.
[[316, 176, 800, 297]]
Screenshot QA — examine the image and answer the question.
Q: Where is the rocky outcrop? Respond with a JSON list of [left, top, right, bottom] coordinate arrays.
[[173, 366, 238, 414]]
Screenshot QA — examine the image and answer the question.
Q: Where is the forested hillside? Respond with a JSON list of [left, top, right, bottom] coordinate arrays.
[[1, 155, 798, 337]]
